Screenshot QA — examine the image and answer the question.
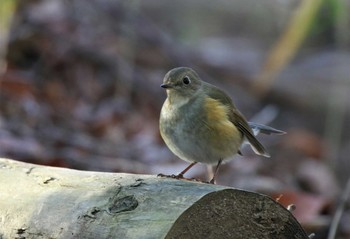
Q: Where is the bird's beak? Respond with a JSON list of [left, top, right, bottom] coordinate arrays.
[[160, 83, 173, 89]]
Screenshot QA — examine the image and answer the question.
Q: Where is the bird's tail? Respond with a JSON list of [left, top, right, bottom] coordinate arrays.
[[248, 122, 286, 136], [240, 122, 285, 158]]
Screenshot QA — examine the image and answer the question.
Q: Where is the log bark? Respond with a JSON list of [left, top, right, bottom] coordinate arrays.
[[0, 158, 309, 239]]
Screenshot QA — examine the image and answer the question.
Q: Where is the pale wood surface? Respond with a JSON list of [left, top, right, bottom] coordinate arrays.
[[0, 158, 308, 239]]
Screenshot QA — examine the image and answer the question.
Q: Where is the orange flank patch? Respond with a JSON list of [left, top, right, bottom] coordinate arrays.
[[203, 98, 241, 155]]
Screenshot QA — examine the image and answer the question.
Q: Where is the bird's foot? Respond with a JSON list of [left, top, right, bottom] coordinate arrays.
[[157, 173, 202, 182], [157, 173, 184, 179]]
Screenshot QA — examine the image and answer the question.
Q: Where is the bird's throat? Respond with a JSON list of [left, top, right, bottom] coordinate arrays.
[[167, 92, 191, 108]]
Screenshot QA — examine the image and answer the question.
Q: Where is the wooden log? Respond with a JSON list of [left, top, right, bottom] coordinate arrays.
[[0, 158, 309, 239]]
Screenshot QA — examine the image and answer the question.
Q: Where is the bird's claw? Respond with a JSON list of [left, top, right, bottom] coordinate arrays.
[[157, 173, 203, 182], [157, 173, 183, 179]]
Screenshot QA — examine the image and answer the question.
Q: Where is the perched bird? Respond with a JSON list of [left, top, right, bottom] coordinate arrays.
[[159, 67, 285, 183]]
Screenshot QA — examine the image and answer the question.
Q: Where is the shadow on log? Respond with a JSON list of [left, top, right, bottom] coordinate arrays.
[[0, 158, 309, 239]]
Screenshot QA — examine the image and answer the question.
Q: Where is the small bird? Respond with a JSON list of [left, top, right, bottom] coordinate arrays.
[[159, 67, 285, 183]]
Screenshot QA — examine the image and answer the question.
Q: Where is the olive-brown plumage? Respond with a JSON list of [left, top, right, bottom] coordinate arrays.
[[159, 67, 284, 183]]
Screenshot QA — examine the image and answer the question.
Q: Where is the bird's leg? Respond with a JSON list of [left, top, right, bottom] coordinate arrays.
[[177, 162, 197, 178], [158, 162, 197, 180], [209, 159, 223, 184]]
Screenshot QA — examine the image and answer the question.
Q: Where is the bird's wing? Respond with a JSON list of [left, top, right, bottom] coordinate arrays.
[[232, 111, 270, 157], [203, 82, 270, 157]]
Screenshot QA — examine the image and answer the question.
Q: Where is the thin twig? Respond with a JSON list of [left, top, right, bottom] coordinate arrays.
[[327, 176, 350, 239]]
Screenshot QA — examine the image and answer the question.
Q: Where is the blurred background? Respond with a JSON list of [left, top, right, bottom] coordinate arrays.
[[1, 0, 350, 238]]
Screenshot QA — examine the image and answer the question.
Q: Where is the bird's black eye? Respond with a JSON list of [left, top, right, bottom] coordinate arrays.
[[183, 76, 191, 85]]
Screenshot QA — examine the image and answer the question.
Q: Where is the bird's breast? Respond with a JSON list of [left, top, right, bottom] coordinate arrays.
[[160, 96, 243, 163]]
